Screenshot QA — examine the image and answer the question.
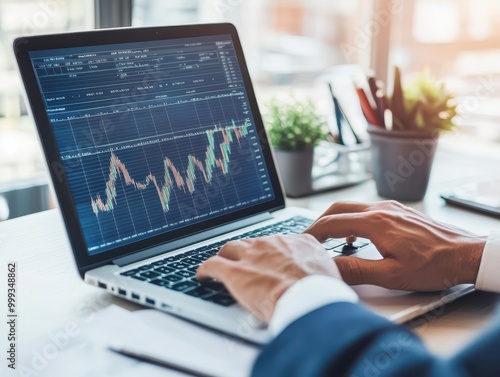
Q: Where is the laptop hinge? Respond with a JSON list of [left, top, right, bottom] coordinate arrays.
[[112, 212, 273, 267]]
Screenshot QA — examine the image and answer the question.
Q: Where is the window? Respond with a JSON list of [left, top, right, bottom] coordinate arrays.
[[390, 0, 500, 144], [131, 0, 374, 87], [0, 0, 92, 219]]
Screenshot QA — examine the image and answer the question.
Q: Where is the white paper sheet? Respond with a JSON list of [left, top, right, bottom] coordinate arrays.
[[15, 306, 260, 377]]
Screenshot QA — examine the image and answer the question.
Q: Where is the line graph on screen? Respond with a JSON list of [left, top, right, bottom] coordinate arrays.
[[90, 120, 250, 216]]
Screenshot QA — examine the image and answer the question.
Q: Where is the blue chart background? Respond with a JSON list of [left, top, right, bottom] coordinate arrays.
[[72, 122, 268, 254], [30, 35, 275, 255]]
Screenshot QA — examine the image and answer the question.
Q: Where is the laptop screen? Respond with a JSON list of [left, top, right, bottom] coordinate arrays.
[[28, 34, 276, 256]]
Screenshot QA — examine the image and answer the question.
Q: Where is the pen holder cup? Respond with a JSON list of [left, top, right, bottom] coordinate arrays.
[[368, 126, 438, 202]]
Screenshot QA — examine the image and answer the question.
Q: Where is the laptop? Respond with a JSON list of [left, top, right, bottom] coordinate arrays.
[[13, 23, 473, 344]]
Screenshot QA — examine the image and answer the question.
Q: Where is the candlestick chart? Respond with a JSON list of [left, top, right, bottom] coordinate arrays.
[[90, 121, 250, 217]]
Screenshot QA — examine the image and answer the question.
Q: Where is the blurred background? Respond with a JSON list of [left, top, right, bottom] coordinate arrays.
[[1, 0, 500, 220]]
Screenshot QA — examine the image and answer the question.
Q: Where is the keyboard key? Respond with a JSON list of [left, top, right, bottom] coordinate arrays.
[[218, 287, 230, 295], [165, 255, 183, 262], [140, 271, 161, 279], [201, 252, 215, 259], [121, 268, 140, 276], [180, 258, 200, 266], [169, 281, 199, 292], [209, 294, 236, 306], [131, 275, 147, 281], [152, 260, 166, 266], [168, 261, 190, 269], [268, 226, 283, 232], [200, 280, 225, 291], [189, 254, 210, 263], [139, 264, 154, 271], [150, 279, 170, 287], [154, 266, 175, 274], [187, 266, 199, 273], [185, 287, 215, 298], [176, 269, 195, 278], [194, 246, 212, 253], [163, 274, 184, 283], [183, 250, 199, 256]]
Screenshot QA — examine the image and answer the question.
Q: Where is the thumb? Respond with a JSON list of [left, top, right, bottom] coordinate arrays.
[[334, 257, 395, 287]]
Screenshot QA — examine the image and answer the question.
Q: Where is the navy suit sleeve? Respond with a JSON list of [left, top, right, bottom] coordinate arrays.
[[252, 302, 500, 377]]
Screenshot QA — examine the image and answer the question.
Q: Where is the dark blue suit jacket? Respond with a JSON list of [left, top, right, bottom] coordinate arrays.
[[252, 302, 500, 376]]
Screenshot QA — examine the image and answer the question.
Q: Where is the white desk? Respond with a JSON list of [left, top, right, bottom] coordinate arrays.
[[1, 146, 500, 374]]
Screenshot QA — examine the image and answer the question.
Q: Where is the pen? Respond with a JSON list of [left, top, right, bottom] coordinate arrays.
[[375, 90, 388, 129], [367, 76, 379, 107], [354, 85, 380, 127], [109, 346, 217, 377]]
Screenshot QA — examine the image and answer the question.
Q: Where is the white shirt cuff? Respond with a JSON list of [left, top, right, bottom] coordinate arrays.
[[269, 275, 359, 336], [476, 230, 500, 292]]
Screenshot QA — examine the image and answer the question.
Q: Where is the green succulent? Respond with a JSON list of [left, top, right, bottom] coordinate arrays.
[[389, 66, 457, 133], [264, 98, 326, 151]]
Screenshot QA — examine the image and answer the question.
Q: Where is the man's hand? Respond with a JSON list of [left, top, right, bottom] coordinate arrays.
[[304, 200, 487, 291], [197, 234, 341, 323]]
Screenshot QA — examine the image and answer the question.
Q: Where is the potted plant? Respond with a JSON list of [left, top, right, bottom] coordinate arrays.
[[265, 98, 326, 197], [369, 67, 457, 201]]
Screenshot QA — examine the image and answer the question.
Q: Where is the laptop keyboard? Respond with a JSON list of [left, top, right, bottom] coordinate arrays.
[[119, 216, 368, 307], [119, 216, 316, 306]]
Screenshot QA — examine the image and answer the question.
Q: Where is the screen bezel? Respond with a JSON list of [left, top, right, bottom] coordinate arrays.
[[14, 23, 285, 276]]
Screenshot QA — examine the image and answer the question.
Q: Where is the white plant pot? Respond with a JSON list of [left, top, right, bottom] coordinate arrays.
[[274, 148, 314, 197]]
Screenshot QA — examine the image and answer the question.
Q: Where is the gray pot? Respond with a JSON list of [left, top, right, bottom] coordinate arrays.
[[368, 126, 438, 202], [274, 148, 314, 197]]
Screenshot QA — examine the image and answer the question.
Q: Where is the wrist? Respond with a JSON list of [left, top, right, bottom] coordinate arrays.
[[264, 278, 300, 323], [454, 236, 487, 285], [269, 275, 358, 335]]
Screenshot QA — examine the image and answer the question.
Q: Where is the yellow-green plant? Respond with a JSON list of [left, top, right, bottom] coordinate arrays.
[[389, 66, 457, 133], [265, 99, 326, 151]]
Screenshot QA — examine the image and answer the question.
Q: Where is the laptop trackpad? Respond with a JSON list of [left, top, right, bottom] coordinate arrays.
[[323, 238, 371, 256]]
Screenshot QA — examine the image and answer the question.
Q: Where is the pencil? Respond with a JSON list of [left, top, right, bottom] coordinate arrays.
[[109, 346, 217, 377], [375, 91, 388, 129], [367, 76, 379, 107]]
